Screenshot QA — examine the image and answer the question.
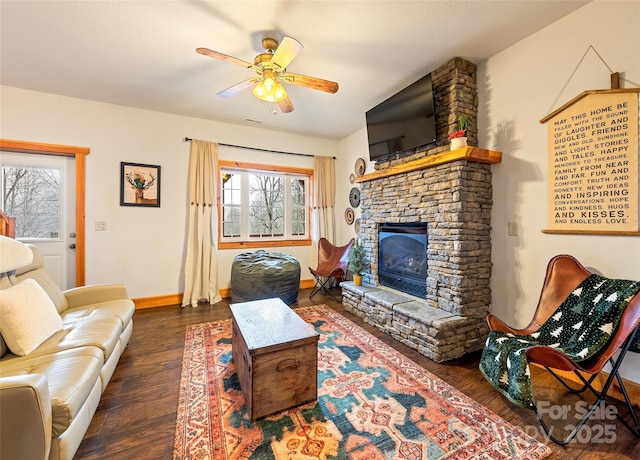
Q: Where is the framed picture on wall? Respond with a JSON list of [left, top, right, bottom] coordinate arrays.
[[120, 162, 161, 207]]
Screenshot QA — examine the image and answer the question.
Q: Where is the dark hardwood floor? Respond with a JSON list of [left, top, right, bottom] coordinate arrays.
[[75, 289, 639, 459]]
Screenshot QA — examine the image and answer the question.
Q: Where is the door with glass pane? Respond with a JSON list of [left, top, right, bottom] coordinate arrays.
[[1, 152, 75, 289]]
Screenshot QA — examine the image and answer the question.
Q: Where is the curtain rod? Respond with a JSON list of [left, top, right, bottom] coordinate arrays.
[[183, 137, 335, 160]]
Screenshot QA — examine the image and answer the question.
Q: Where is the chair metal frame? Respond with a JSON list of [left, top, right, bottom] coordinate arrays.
[[486, 254, 640, 445], [536, 326, 640, 445], [309, 237, 354, 302]]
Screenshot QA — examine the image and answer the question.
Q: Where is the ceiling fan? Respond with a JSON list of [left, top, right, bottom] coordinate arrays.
[[196, 36, 339, 113]]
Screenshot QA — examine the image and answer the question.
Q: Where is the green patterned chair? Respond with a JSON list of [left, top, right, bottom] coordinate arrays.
[[480, 254, 640, 445]]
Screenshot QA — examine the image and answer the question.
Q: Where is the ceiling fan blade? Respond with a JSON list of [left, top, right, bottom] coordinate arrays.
[[196, 47, 254, 69], [217, 77, 259, 98], [278, 97, 295, 113], [281, 72, 339, 94], [270, 37, 303, 72]]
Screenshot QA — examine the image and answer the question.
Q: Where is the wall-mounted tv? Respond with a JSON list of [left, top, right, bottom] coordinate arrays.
[[365, 73, 437, 162]]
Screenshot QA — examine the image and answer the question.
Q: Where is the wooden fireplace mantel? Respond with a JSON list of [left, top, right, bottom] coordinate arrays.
[[355, 146, 502, 183]]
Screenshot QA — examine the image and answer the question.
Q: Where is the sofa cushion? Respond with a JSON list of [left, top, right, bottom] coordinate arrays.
[[0, 279, 63, 356], [14, 245, 68, 313], [61, 299, 135, 332], [0, 235, 33, 273], [0, 346, 103, 437], [16, 317, 123, 364]]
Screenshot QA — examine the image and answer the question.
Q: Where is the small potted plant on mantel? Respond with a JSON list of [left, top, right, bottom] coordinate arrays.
[[348, 238, 369, 286], [449, 114, 471, 150]]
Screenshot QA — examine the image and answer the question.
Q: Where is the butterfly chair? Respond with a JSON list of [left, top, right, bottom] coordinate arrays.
[[309, 237, 355, 302], [480, 254, 640, 445]]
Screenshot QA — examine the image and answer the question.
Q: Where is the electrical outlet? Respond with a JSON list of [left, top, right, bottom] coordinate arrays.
[[508, 221, 517, 236], [95, 221, 107, 231]]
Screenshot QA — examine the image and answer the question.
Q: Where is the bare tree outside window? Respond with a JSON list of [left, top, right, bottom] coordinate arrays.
[[221, 172, 241, 237], [249, 174, 283, 237], [220, 168, 308, 242], [2, 165, 61, 239], [291, 179, 306, 235]]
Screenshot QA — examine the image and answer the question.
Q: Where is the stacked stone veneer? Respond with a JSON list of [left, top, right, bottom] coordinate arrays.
[[342, 57, 493, 363]]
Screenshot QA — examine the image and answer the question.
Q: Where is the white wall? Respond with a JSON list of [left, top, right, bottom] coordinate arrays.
[[0, 86, 338, 299], [478, 1, 640, 382], [479, 0, 640, 381], [336, 127, 371, 246], [479, 0, 640, 326], [337, 1, 640, 382]]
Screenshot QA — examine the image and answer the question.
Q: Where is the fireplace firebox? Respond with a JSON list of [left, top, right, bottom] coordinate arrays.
[[378, 222, 428, 298]]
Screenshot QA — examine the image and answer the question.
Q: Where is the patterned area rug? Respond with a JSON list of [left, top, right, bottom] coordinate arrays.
[[173, 305, 551, 459]]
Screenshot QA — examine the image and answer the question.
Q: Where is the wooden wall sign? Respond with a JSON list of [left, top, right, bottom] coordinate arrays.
[[540, 89, 640, 235]]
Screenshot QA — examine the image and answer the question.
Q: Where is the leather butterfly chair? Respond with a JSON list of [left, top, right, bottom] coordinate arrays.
[[485, 254, 640, 445], [309, 237, 355, 302]]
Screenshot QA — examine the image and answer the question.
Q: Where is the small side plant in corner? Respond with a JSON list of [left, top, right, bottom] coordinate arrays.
[[348, 238, 369, 286]]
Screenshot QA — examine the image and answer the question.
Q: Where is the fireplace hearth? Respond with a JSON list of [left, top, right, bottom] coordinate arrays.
[[378, 222, 428, 298]]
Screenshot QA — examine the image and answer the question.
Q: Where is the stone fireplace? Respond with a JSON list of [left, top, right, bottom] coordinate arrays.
[[341, 57, 502, 362]]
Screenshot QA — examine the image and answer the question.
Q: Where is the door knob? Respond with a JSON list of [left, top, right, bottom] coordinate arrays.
[[69, 244, 76, 249]]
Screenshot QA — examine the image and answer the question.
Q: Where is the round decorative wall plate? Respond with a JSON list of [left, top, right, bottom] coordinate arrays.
[[354, 218, 361, 234], [344, 207, 355, 225], [349, 173, 355, 184], [355, 158, 366, 176], [349, 187, 361, 208]]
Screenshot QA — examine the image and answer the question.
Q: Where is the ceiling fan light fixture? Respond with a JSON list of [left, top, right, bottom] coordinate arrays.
[[252, 77, 288, 103]]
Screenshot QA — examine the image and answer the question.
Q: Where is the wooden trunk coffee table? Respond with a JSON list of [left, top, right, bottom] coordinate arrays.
[[229, 297, 319, 421]]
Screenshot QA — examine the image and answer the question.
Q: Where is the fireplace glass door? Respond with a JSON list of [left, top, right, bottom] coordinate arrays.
[[378, 223, 428, 297]]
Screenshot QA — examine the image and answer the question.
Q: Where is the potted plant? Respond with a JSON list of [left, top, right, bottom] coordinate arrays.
[[449, 114, 471, 150], [348, 238, 369, 286]]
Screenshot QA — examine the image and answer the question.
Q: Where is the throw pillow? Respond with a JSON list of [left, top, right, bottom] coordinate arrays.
[[0, 278, 63, 356]]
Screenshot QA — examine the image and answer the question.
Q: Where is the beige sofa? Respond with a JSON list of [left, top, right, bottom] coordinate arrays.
[[0, 236, 134, 460]]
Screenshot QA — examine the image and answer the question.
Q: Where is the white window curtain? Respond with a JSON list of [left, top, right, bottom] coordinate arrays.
[[182, 139, 222, 307], [312, 155, 336, 245]]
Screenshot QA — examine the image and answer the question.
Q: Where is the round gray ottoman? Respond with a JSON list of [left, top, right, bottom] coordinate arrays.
[[231, 250, 301, 305]]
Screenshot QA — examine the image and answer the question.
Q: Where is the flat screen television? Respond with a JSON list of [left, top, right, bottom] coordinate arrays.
[[365, 73, 437, 162]]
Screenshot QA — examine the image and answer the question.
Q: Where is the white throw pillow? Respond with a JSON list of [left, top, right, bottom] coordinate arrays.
[[0, 278, 63, 356]]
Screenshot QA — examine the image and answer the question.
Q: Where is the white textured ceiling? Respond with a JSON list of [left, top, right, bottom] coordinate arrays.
[[0, 1, 589, 140]]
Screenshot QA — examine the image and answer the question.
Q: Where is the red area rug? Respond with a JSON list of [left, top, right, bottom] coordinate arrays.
[[173, 305, 551, 459]]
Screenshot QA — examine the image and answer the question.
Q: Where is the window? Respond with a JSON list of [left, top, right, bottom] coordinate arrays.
[[220, 162, 311, 248], [1, 164, 61, 240]]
